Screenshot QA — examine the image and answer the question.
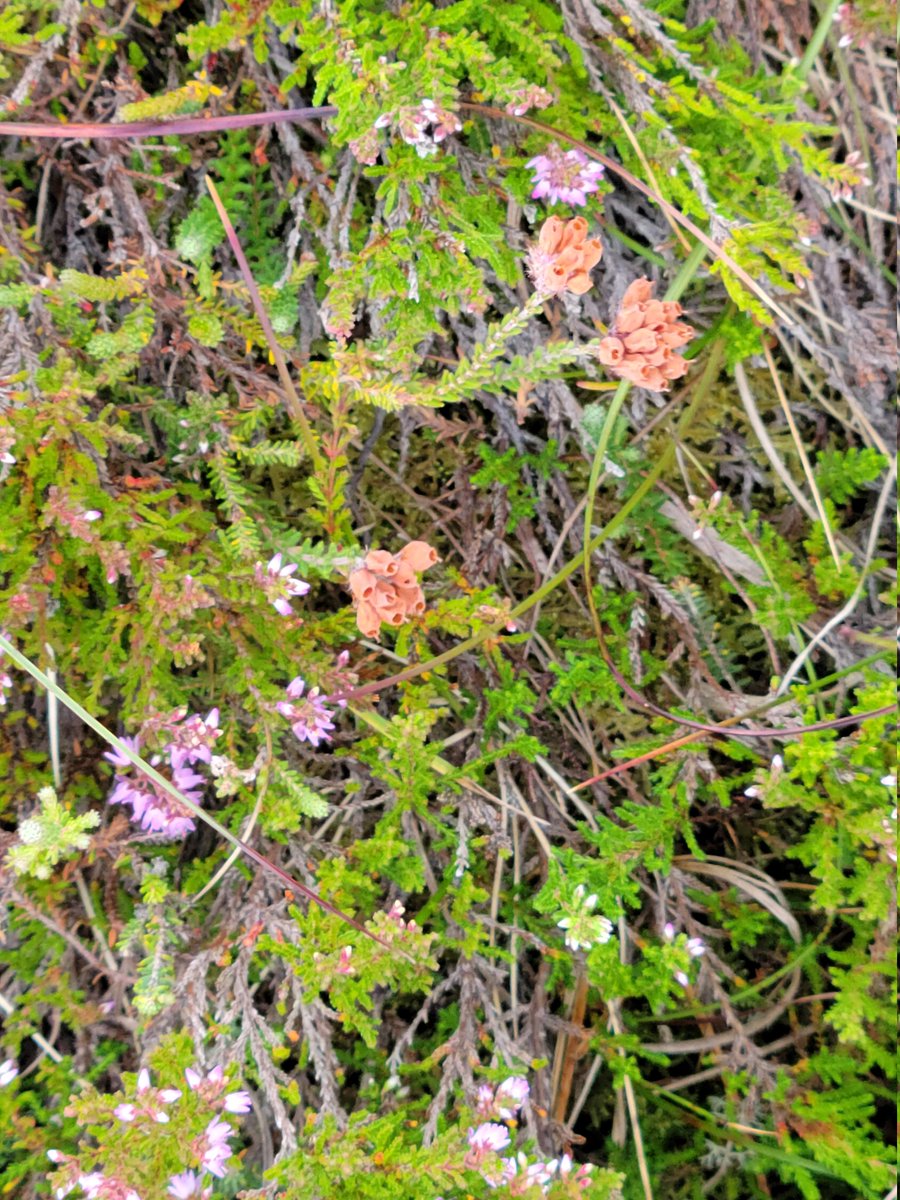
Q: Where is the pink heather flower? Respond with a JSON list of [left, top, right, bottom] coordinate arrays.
[[168, 709, 221, 765], [198, 1116, 234, 1178], [168, 1171, 211, 1200], [43, 486, 103, 542], [831, 149, 872, 200], [223, 1090, 252, 1114], [254, 552, 310, 617], [99, 543, 131, 584], [277, 678, 336, 748], [103, 736, 141, 772], [114, 1068, 179, 1123], [504, 84, 553, 117], [686, 937, 706, 959], [466, 1121, 511, 1160], [107, 752, 204, 839], [185, 1063, 251, 1114], [75, 1174, 106, 1197], [389, 98, 462, 157], [494, 1153, 554, 1194], [527, 144, 604, 207], [0, 1058, 17, 1087], [0, 669, 12, 706], [494, 1076, 530, 1119], [336, 945, 354, 975]]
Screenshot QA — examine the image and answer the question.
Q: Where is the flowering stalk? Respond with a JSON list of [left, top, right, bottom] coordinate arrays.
[[0, 635, 399, 949]]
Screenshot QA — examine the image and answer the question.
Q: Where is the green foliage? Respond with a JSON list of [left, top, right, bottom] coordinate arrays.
[[814, 445, 888, 505], [5, 786, 99, 880], [0, 3, 895, 1199], [471, 440, 562, 533]]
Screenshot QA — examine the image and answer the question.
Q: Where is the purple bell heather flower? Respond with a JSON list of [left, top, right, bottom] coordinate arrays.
[[168, 1172, 211, 1200], [278, 678, 336, 748], [103, 736, 141, 771], [106, 749, 204, 840], [255, 553, 310, 617], [527, 144, 605, 207], [0, 1058, 18, 1087]]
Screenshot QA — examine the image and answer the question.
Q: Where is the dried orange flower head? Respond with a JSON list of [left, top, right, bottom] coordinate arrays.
[[596, 277, 695, 392], [348, 541, 440, 640], [527, 216, 603, 297]]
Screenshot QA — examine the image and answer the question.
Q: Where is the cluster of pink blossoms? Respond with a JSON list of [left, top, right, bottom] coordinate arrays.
[[527, 144, 605, 208], [277, 650, 356, 749], [467, 1077, 593, 1194], [254, 552, 310, 617], [103, 709, 220, 839], [49, 1066, 251, 1200], [374, 98, 462, 158], [43, 484, 102, 541], [278, 677, 337, 748]]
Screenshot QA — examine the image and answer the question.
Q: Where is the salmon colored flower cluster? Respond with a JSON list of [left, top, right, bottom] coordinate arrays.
[[348, 541, 439, 639], [597, 277, 695, 391], [526, 216, 602, 296]]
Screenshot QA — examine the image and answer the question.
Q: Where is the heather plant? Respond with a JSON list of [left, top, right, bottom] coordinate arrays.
[[0, 1, 896, 1199]]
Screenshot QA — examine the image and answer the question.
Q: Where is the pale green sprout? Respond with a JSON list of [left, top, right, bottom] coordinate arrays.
[[6, 787, 99, 880]]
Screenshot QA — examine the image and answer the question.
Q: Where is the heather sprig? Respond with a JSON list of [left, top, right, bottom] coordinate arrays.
[[5, 786, 100, 881], [50, 1053, 252, 1200]]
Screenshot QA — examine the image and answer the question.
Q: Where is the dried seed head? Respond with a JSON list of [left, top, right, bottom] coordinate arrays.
[[596, 277, 696, 392], [527, 217, 602, 297], [348, 541, 439, 639]]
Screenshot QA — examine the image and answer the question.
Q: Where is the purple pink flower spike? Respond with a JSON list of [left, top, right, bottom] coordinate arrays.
[[527, 143, 605, 207]]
